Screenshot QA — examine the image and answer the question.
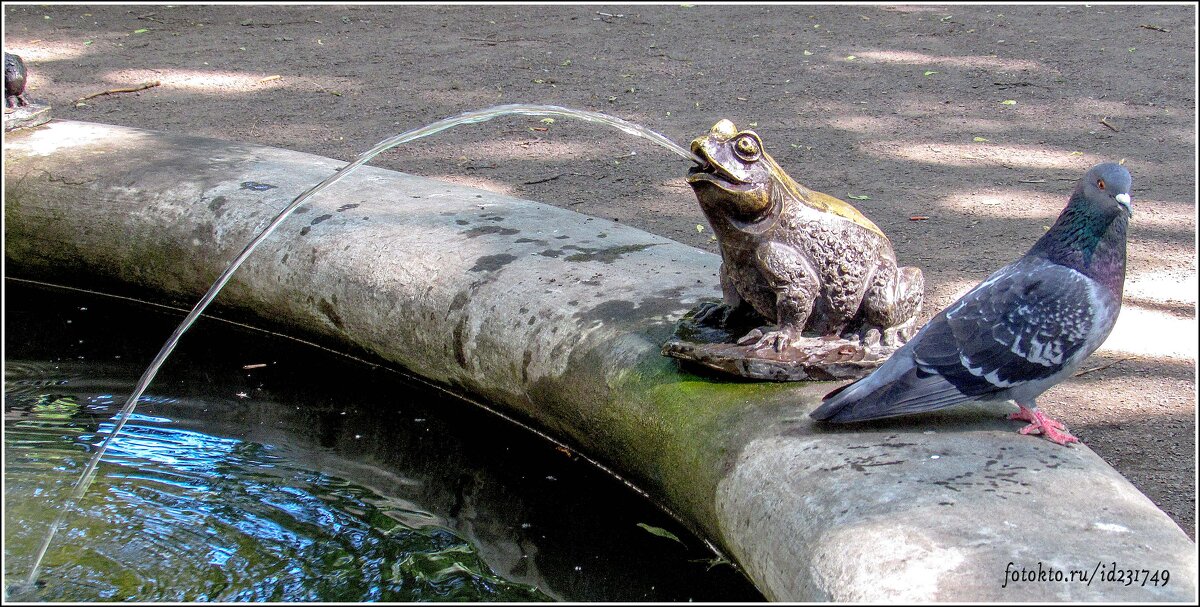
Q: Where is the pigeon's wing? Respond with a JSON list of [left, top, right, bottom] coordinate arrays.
[[913, 258, 1099, 397], [812, 257, 1104, 423]]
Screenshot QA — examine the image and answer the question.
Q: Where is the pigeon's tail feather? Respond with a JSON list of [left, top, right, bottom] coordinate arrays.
[[811, 359, 974, 423]]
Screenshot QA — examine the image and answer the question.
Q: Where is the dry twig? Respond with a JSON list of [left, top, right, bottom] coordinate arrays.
[[74, 80, 160, 104], [1074, 357, 1132, 378]]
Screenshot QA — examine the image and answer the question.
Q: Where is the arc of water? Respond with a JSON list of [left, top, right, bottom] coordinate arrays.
[[20, 104, 702, 590]]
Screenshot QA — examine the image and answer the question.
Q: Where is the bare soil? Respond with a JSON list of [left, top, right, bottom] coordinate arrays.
[[4, 4, 1195, 539]]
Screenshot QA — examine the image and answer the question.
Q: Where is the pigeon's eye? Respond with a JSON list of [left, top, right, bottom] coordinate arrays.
[[734, 135, 760, 160], [1096, 179, 1106, 190]]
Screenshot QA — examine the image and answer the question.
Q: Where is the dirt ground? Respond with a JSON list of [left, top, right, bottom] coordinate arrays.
[[4, 4, 1196, 539]]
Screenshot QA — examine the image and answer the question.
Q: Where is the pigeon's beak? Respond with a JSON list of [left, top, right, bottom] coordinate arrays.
[[1115, 192, 1132, 217]]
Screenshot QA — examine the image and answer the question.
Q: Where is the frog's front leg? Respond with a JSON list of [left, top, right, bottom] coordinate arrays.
[[693, 261, 756, 327], [737, 242, 819, 352]]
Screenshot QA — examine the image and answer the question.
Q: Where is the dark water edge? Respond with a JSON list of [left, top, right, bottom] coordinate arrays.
[[3, 279, 764, 602]]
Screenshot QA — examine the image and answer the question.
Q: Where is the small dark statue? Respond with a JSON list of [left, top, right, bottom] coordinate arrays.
[[663, 120, 924, 381], [5, 52, 29, 108]]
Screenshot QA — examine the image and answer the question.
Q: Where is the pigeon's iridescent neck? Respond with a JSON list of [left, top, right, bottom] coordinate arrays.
[[1030, 195, 1128, 297]]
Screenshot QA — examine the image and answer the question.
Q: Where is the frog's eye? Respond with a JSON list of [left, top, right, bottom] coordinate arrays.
[[734, 135, 761, 161]]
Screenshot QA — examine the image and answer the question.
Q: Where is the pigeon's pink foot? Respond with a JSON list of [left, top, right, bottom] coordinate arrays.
[[1008, 405, 1079, 445]]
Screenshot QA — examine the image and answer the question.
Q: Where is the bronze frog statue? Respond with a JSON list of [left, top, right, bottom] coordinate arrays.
[[686, 119, 924, 352]]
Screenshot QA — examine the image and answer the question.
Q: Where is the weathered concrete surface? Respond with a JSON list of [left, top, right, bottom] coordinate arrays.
[[4, 120, 1195, 601]]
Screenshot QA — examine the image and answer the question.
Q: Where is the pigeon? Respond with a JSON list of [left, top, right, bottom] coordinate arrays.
[[810, 163, 1132, 445], [5, 52, 28, 108]]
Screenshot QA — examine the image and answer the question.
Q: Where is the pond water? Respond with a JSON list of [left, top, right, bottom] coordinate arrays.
[[3, 280, 763, 602]]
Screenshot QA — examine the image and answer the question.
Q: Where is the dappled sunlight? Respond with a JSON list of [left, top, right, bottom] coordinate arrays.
[[851, 50, 1041, 72], [822, 114, 909, 134], [1101, 304, 1197, 360], [1125, 270, 1198, 309], [863, 140, 1108, 170], [929, 190, 1063, 220], [2, 41, 87, 62], [1125, 198, 1198, 231], [98, 68, 289, 93], [4, 119, 148, 157], [426, 174, 517, 197]]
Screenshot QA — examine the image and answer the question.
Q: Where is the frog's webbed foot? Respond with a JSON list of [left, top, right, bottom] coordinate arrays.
[[882, 316, 917, 347], [736, 327, 798, 352], [851, 315, 917, 349], [692, 301, 730, 327]]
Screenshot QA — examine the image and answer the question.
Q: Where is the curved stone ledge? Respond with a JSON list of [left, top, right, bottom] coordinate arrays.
[[4, 120, 1195, 601]]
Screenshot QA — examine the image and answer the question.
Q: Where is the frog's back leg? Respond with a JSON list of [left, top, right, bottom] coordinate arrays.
[[860, 259, 924, 344], [746, 241, 822, 350]]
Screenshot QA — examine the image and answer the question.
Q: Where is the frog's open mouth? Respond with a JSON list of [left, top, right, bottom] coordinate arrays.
[[687, 160, 751, 189]]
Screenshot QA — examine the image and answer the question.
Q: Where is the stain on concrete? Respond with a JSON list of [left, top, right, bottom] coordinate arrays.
[[300, 226, 311, 236], [578, 295, 689, 325], [337, 203, 360, 212], [311, 214, 333, 225], [192, 221, 214, 241], [319, 299, 344, 330], [452, 316, 468, 368], [565, 243, 660, 263], [448, 291, 470, 315], [240, 181, 277, 191], [207, 195, 227, 217], [455, 219, 470, 225], [470, 253, 518, 272], [462, 225, 519, 238], [522, 349, 533, 383], [515, 237, 549, 245]]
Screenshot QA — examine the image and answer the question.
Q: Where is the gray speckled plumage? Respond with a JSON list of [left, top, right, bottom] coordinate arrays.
[[811, 163, 1132, 443]]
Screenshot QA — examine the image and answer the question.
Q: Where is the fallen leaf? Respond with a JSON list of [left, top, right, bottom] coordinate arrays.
[[1069, 151, 1084, 156], [847, 194, 871, 200], [637, 523, 684, 544], [845, 55, 857, 61], [540, 118, 555, 124], [803, 50, 813, 56], [924, 70, 939, 76], [910, 216, 930, 221], [696, 224, 705, 233], [530, 127, 548, 132], [83, 39, 93, 46], [258, 75, 282, 83], [973, 136, 989, 142], [132, 28, 149, 34], [1000, 99, 1017, 105]]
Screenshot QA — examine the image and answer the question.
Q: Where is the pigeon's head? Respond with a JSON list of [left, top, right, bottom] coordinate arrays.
[[1080, 162, 1132, 218]]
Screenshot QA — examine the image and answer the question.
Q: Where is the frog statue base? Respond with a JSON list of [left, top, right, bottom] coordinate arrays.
[[662, 300, 907, 381]]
